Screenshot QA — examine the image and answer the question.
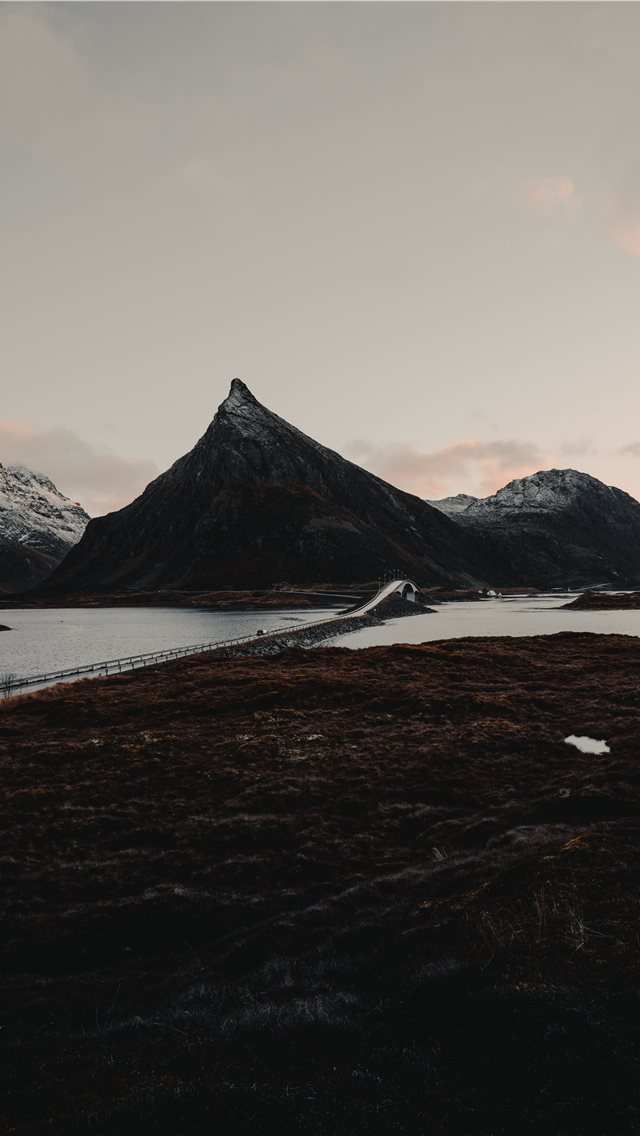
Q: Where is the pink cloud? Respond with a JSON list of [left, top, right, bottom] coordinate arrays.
[[0, 418, 35, 440], [604, 191, 640, 257], [612, 220, 640, 257], [0, 420, 158, 516], [525, 177, 576, 212], [347, 438, 555, 500]]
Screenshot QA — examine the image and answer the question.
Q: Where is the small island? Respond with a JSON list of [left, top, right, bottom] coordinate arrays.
[[563, 591, 640, 611]]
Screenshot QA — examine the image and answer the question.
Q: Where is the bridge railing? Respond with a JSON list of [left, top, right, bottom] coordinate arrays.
[[4, 612, 348, 694]]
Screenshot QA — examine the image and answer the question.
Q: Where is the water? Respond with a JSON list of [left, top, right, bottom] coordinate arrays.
[[326, 593, 640, 648], [2, 595, 640, 688], [0, 606, 334, 682]]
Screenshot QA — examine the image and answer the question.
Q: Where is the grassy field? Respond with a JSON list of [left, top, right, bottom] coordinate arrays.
[[2, 633, 639, 1134]]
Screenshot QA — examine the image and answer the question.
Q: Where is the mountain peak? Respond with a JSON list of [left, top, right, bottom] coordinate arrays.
[[223, 378, 260, 411], [469, 468, 612, 515], [40, 377, 492, 593]]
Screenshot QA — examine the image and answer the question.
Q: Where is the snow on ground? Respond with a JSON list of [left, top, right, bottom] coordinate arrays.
[[564, 734, 611, 755]]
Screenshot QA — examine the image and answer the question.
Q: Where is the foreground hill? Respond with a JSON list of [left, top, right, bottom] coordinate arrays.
[[0, 464, 88, 592], [38, 380, 494, 594], [1, 634, 639, 1133], [430, 468, 640, 587]]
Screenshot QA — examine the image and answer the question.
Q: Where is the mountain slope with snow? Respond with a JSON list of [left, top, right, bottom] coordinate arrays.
[[0, 465, 89, 592], [439, 469, 640, 587], [467, 469, 622, 516], [426, 493, 478, 515]]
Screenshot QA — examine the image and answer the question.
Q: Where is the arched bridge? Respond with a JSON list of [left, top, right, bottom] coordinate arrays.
[[348, 578, 421, 616]]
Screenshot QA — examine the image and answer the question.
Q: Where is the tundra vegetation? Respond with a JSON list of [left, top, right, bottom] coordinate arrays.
[[0, 670, 16, 697], [1, 633, 639, 1134]]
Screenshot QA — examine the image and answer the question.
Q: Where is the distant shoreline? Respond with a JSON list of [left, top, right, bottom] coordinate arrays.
[[0, 584, 543, 611], [0, 588, 358, 612]]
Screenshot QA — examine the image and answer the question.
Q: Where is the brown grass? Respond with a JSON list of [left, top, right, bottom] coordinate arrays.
[[1, 632, 640, 1134]]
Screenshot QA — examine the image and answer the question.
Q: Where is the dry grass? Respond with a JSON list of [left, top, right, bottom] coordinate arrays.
[[1, 633, 640, 1134]]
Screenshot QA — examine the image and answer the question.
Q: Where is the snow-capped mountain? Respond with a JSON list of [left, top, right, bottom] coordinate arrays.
[[0, 465, 89, 592], [429, 469, 637, 520], [431, 469, 640, 587], [466, 469, 622, 516]]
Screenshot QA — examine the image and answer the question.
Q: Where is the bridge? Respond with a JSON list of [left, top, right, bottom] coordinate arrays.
[[3, 579, 422, 697], [348, 578, 420, 615]]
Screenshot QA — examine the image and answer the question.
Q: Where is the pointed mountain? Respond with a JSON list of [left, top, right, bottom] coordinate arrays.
[[0, 465, 89, 592], [36, 380, 495, 594]]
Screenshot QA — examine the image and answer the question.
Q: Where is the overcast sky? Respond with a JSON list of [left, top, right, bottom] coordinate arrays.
[[3, 2, 640, 514]]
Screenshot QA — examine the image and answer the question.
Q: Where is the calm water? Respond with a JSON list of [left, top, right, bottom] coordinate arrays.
[[2, 596, 639, 685], [0, 607, 334, 681], [326, 594, 640, 648]]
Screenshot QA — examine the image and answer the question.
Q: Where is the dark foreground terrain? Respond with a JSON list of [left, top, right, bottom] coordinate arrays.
[[2, 634, 640, 1135]]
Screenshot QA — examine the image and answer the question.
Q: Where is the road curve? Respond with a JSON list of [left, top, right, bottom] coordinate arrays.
[[347, 579, 418, 617]]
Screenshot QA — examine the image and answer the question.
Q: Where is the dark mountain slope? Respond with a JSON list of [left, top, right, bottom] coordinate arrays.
[[436, 469, 640, 588], [38, 380, 494, 594]]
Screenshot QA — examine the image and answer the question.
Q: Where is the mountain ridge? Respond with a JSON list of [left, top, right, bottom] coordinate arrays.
[[429, 467, 640, 587], [20, 387, 640, 595], [36, 380, 495, 594]]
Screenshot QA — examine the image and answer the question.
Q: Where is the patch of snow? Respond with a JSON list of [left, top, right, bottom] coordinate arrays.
[[426, 493, 478, 515], [564, 734, 610, 755]]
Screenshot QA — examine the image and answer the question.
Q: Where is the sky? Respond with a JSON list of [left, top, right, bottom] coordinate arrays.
[[2, 2, 640, 515]]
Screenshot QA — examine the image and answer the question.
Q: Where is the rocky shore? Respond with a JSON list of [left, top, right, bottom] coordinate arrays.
[[2, 632, 639, 1134]]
